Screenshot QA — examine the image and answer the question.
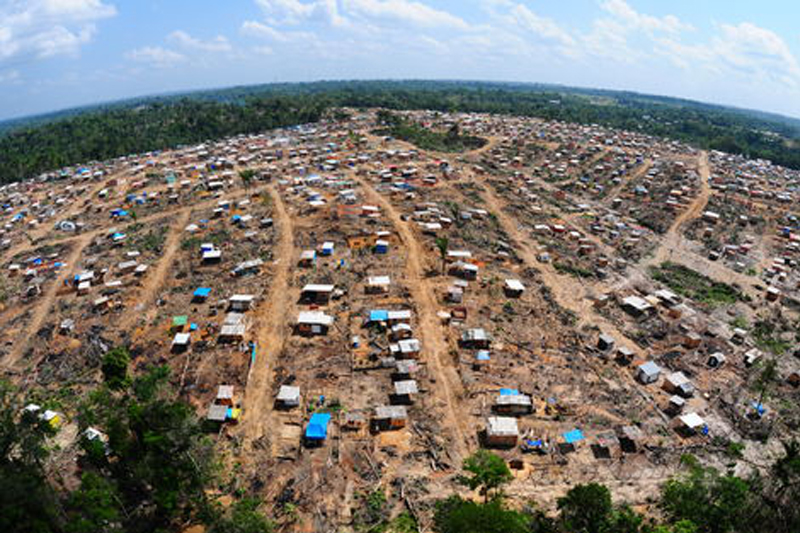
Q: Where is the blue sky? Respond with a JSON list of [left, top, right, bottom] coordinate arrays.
[[3, 0, 800, 121]]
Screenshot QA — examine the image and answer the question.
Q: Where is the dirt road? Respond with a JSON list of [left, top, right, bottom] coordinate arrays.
[[120, 209, 192, 333], [353, 174, 471, 461], [640, 152, 761, 297], [239, 186, 294, 453], [646, 151, 711, 267], [477, 180, 642, 353], [2, 235, 91, 372]]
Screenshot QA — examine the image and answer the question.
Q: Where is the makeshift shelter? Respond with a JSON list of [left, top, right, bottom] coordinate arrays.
[[485, 416, 519, 448], [216, 385, 234, 406], [503, 279, 526, 298], [636, 361, 661, 384], [193, 287, 211, 303], [300, 284, 335, 305], [276, 385, 301, 409], [461, 328, 492, 349], [227, 294, 254, 312], [296, 311, 333, 336], [662, 371, 695, 398], [617, 425, 644, 453], [392, 380, 419, 404], [677, 412, 707, 436], [559, 428, 585, 454], [372, 405, 408, 431], [304, 413, 332, 445], [171, 332, 190, 353], [493, 390, 533, 416]]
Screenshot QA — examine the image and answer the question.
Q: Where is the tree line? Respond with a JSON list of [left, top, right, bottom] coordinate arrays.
[[2, 80, 800, 183]]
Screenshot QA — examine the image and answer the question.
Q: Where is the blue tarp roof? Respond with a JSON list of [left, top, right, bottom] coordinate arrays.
[[369, 310, 388, 322], [305, 413, 331, 440], [500, 388, 519, 396], [476, 351, 491, 361], [563, 429, 585, 444], [194, 288, 211, 297]]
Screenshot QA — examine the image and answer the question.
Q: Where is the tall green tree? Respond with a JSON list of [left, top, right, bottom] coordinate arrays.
[[458, 450, 513, 503], [434, 496, 529, 533], [557, 483, 613, 533], [101, 346, 130, 390]]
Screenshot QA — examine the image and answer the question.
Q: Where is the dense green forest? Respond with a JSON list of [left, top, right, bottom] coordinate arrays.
[[375, 109, 487, 152], [2, 80, 800, 183]]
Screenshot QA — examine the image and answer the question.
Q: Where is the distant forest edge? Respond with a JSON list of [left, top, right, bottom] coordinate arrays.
[[3, 80, 800, 182]]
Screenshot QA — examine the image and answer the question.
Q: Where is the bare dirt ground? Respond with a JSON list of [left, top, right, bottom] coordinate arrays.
[[2, 234, 90, 373], [239, 186, 295, 454], [353, 173, 471, 461], [120, 209, 193, 333], [641, 152, 761, 298]]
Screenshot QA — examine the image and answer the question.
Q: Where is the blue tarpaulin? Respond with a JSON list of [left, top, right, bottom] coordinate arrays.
[[369, 310, 389, 322], [476, 351, 491, 361], [563, 429, 585, 444], [500, 388, 519, 396], [305, 413, 331, 440], [194, 287, 211, 298]]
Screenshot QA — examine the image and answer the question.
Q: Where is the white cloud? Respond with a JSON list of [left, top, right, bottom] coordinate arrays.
[[713, 22, 800, 83], [0, 69, 21, 83], [126, 46, 186, 68], [241, 20, 292, 42], [253, 45, 275, 55], [256, 0, 348, 27], [40, 0, 116, 21], [600, 0, 692, 34], [0, 0, 116, 62], [168, 30, 232, 53], [344, 0, 468, 30]]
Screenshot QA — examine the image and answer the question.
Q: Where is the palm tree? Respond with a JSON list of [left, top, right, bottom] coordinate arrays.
[[435, 236, 449, 275], [238, 169, 256, 191]]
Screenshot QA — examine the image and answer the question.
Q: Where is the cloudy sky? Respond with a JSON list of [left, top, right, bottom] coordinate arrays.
[[2, 0, 800, 121]]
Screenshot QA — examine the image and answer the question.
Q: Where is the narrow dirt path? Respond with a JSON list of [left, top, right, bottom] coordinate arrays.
[[601, 159, 652, 205], [638, 152, 760, 297], [239, 186, 294, 452], [353, 174, 471, 461], [645, 151, 711, 267], [2, 235, 91, 371], [119, 209, 193, 333], [477, 181, 641, 352], [1, 169, 129, 265]]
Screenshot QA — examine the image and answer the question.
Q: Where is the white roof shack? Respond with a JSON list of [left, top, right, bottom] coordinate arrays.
[[229, 294, 255, 310], [277, 385, 301, 406], [390, 338, 421, 356], [172, 332, 190, 346], [504, 279, 526, 293], [486, 416, 519, 437], [216, 385, 234, 402], [394, 380, 419, 396], [297, 311, 334, 326], [679, 412, 705, 430], [301, 283, 335, 293], [367, 275, 391, 287], [447, 250, 472, 260]]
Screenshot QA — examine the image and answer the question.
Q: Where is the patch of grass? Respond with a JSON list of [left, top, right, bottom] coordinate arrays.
[[730, 316, 749, 330], [181, 236, 201, 251], [752, 319, 791, 355], [139, 228, 167, 253], [650, 261, 741, 306], [554, 262, 594, 278]]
